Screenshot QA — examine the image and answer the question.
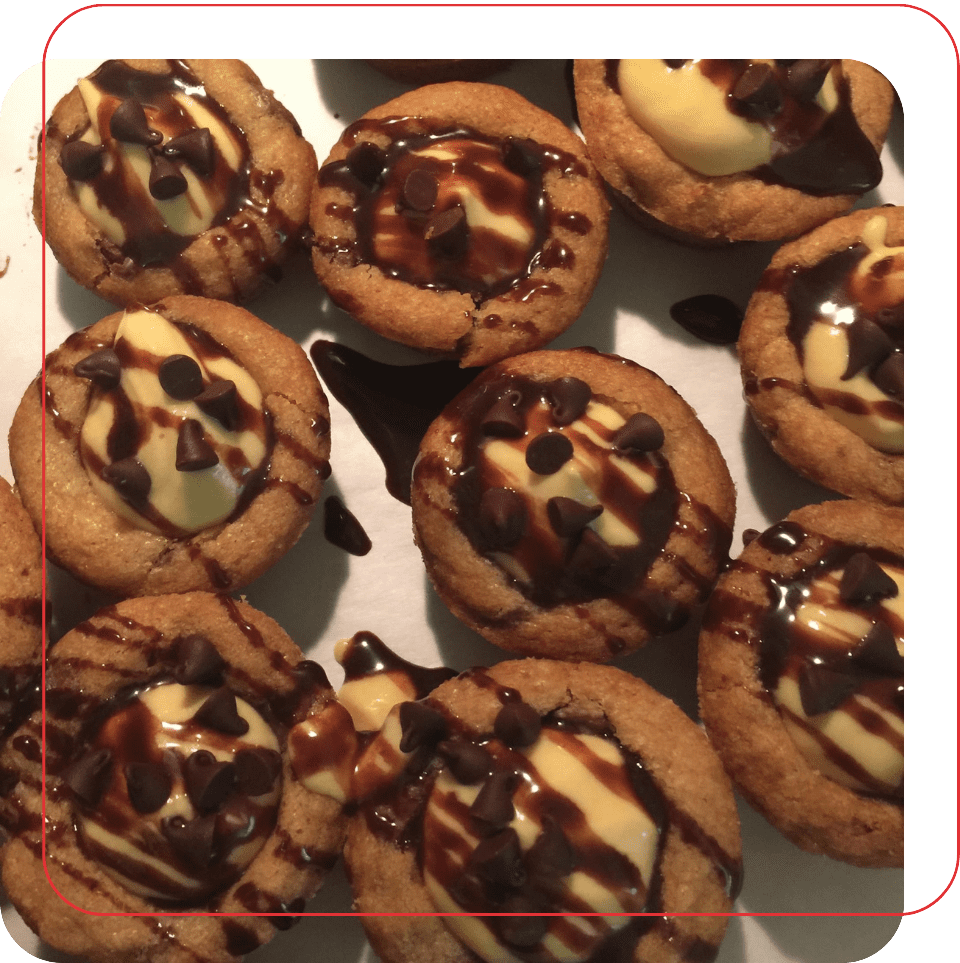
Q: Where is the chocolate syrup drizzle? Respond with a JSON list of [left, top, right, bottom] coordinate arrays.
[[315, 115, 589, 304], [353, 669, 740, 963], [703, 521, 904, 800], [605, 59, 883, 195]]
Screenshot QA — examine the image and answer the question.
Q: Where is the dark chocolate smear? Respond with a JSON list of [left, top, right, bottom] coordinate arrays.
[[669, 294, 744, 345], [323, 495, 372, 556]]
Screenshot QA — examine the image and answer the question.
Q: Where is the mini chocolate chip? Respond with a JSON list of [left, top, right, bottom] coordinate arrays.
[[612, 412, 665, 453], [663, 59, 688, 69], [63, 748, 113, 807], [478, 487, 527, 551], [271, 897, 306, 929], [525, 432, 573, 475], [545, 377, 591, 426], [494, 701, 541, 748], [173, 634, 226, 686], [60, 139, 105, 180], [109, 98, 162, 147], [162, 813, 216, 868], [102, 457, 151, 507], [469, 827, 526, 888], [345, 141, 386, 188], [854, 622, 903, 676], [525, 817, 575, 880], [438, 739, 492, 784], [501, 137, 540, 177], [424, 205, 469, 258], [401, 169, 438, 212], [669, 294, 744, 345], [568, 527, 618, 578], [786, 59, 832, 101], [74, 347, 122, 390], [0, 768, 18, 796], [323, 495, 372, 556], [731, 63, 783, 119], [176, 419, 219, 472], [159, 354, 204, 400], [546, 496, 603, 538], [292, 659, 331, 692], [234, 747, 282, 797], [871, 351, 904, 402], [495, 902, 549, 949], [742, 528, 761, 545], [163, 128, 215, 177], [839, 552, 898, 606], [798, 663, 858, 717], [215, 796, 255, 841], [480, 389, 524, 438], [193, 688, 250, 736], [874, 303, 904, 332], [149, 153, 188, 200], [470, 769, 519, 831], [125, 761, 172, 814], [398, 701, 447, 754], [194, 379, 240, 431], [183, 749, 236, 812], [842, 319, 895, 380]]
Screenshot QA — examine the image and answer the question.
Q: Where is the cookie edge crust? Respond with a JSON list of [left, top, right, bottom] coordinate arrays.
[[8, 295, 330, 597], [309, 82, 610, 367], [737, 206, 904, 505], [697, 499, 904, 867], [411, 348, 736, 662], [346, 658, 741, 963]]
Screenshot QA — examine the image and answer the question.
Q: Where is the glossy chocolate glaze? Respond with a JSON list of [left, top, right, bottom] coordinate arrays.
[[315, 115, 588, 304], [310, 339, 479, 504], [606, 59, 883, 195], [703, 522, 903, 800]]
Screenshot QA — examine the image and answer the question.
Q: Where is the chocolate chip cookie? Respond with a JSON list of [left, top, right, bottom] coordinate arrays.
[[411, 348, 736, 661], [739, 205, 903, 504], [309, 82, 609, 366], [698, 500, 903, 866], [37, 59, 317, 305], [9, 295, 330, 597], [574, 60, 894, 243], [0, 592, 356, 963], [347, 658, 741, 963]]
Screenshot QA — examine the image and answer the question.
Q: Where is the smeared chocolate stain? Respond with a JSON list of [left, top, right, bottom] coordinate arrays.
[[323, 494, 372, 556], [310, 340, 479, 504]]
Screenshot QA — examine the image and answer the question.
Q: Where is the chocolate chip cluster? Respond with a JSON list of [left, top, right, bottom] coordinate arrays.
[[61, 96, 215, 201], [761, 548, 903, 719], [398, 697, 577, 949], [841, 302, 904, 402], [728, 60, 835, 121]]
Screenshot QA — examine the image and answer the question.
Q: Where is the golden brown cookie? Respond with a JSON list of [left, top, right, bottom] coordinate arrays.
[[365, 60, 511, 85], [698, 500, 903, 867], [347, 658, 742, 963], [9, 295, 330, 597], [412, 348, 736, 661], [0, 478, 43, 809], [739, 206, 903, 504], [0, 592, 357, 963], [309, 82, 609, 367], [574, 59, 894, 243], [37, 59, 317, 305]]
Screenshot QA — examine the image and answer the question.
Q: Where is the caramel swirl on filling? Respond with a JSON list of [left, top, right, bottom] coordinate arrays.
[[754, 527, 904, 799], [782, 213, 904, 453], [450, 376, 678, 607], [317, 118, 584, 302], [70, 682, 282, 904], [613, 59, 882, 194], [63, 60, 249, 266], [77, 306, 271, 536]]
